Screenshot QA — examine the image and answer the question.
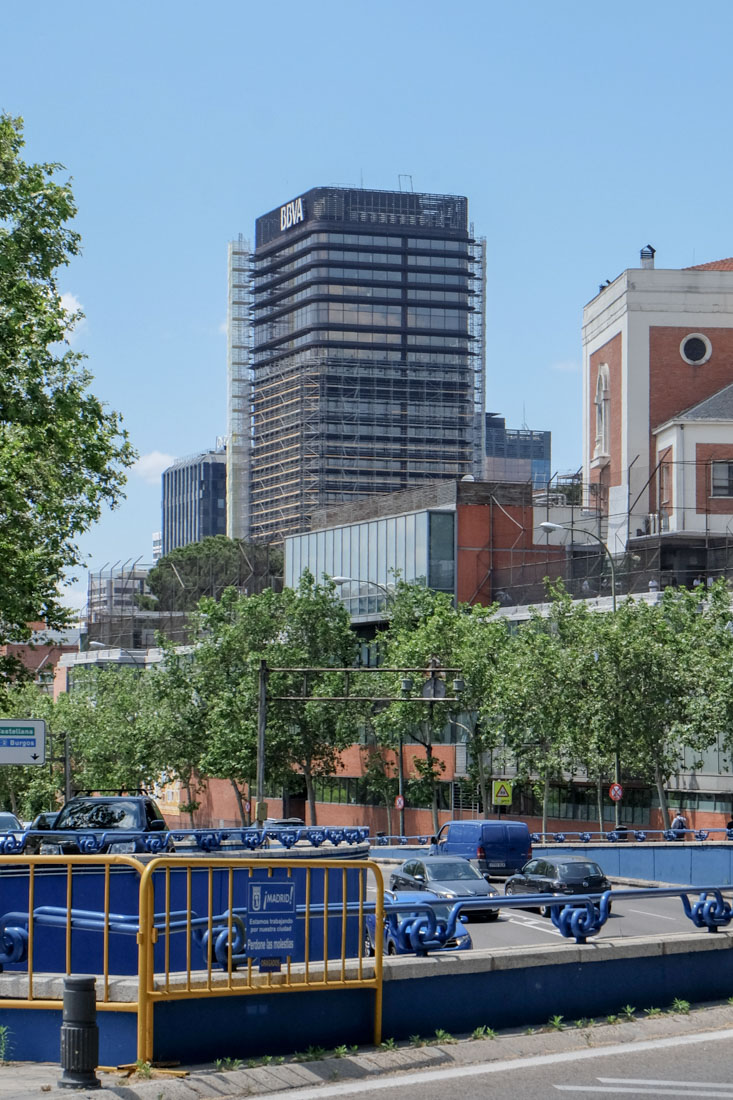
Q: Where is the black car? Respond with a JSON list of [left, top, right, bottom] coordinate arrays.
[[23, 795, 170, 855], [504, 856, 612, 917], [389, 855, 501, 920]]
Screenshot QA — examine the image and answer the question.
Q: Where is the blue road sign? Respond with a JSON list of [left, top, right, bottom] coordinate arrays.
[[246, 881, 296, 968], [0, 720, 46, 765]]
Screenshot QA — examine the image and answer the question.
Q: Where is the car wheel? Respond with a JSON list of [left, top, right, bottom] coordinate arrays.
[[485, 910, 500, 922], [387, 941, 397, 956], [504, 883, 515, 896], [539, 903, 553, 918]]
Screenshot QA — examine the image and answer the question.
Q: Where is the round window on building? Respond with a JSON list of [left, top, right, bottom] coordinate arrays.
[[680, 333, 712, 365]]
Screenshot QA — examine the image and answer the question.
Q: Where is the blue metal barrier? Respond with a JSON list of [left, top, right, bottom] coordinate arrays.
[[13, 826, 370, 856]]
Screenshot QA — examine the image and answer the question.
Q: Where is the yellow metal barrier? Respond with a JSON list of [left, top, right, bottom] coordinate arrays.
[[0, 853, 385, 1064], [136, 856, 385, 1063]]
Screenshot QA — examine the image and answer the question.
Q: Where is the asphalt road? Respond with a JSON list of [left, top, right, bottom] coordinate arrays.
[[243, 1027, 733, 1099], [467, 892, 696, 949]]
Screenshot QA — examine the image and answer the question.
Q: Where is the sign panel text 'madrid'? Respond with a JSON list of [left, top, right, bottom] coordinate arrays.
[[0, 719, 46, 765], [246, 881, 296, 971], [280, 196, 305, 231]]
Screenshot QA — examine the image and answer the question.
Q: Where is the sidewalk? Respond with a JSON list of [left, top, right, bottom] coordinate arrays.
[[2, 1001, 732, 1100]]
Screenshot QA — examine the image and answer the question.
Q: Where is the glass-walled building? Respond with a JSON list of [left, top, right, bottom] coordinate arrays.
[[161, 449, 227, 557], [247, 186, 486, 544], [286, 509, 455, 622]]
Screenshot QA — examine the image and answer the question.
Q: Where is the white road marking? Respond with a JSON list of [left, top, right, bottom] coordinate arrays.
[[508, 915, 562, 936], [555, 1089, 733, 1096], [247, 1027, 733, 1099], [599, 1079, 733, 1088], [628, 908, 680, 921]]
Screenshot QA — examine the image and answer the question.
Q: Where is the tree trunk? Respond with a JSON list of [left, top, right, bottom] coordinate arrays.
[[474, 732, 490, 819], [304, 764, 317, 826], [185, 781, 196, 828], [542, 771, 550, 838], [655, 762, 671, 829], [230, 779, 247, 826], [597, 775, 604, 836], [426, 742, 440, 835]]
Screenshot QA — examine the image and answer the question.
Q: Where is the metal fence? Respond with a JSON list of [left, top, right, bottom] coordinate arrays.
[[0, 854, 386, 1063]]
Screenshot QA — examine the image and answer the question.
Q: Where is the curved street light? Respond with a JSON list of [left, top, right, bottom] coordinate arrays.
[[539, 520, 621, 828]]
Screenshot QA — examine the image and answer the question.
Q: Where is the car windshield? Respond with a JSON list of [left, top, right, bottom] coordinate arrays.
[[55, 800, 140, 830], [426, 861, 482, 882], [558, 862, 603, 881], [0, 814, 20, 830], [396, 903, 454, 922]]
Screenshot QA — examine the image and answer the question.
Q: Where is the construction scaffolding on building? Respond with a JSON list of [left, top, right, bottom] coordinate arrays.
[[243, 186, 486, 546], [226, 235, 252, 541]]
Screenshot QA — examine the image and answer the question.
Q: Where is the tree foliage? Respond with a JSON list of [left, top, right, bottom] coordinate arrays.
[[0, 114, 135, 645], [144, 536, 283, 612]]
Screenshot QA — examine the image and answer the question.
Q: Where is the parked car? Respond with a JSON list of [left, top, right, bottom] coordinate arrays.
[[389, 855, 501, 920], [504, 856, 612, 917], [430, 819, 532, 877], [0, 811, 24, 839], [26, 811, 59, 831], [23, 795, 170, 855], [364, 890, 472, 956]]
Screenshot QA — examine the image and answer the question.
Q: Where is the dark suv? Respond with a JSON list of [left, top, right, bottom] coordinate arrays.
[[23, 794, 170, 856], [504, 856, 611, 917]]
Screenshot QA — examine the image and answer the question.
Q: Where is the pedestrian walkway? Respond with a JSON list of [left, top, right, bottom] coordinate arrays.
[[2, 1001, 732, 1100]]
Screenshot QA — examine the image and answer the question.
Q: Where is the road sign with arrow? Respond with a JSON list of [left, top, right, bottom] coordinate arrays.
[[0, 720, 46, 765]]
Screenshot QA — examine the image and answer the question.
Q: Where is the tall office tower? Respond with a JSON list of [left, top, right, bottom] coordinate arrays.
[[161, 448, 227, 557], [244, 186, 486, 543]]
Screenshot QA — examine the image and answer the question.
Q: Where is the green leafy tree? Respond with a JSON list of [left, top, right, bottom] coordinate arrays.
[[144, 645, 207, 825], [54, 667, 158, 794], [372, 583, 464, 834], [0, 682, 58, 816], [585, 587, 719, 828], [0, 114, 135, 648], [493, 588, 585, 835], [145, 536, 283, 612]]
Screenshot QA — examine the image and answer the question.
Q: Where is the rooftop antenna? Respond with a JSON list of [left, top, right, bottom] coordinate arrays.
[[398, 174, 414, 192]]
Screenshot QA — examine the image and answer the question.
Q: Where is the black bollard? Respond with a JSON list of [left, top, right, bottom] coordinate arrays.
[[58, 975, 101, 1089]]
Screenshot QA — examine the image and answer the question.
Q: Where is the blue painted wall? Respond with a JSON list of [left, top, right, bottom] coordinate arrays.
[[539, 843, 733, 886]]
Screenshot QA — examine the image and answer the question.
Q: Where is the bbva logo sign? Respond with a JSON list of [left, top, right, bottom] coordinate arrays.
[[280, 196, 305, 231]]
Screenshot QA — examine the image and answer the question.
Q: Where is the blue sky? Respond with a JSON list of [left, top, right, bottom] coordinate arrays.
[[5, 0, 733, 609]]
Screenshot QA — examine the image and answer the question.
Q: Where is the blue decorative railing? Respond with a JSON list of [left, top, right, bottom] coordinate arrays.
[[1, 884, 731, 966], [5, 825, 370, 856], [366, 828, 733, 847]]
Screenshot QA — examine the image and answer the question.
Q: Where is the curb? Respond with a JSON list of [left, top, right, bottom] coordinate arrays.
[[6, 1001, 733, 1100]]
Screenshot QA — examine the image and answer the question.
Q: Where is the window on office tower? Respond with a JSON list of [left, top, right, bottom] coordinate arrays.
[[711, 461, 733, 497]]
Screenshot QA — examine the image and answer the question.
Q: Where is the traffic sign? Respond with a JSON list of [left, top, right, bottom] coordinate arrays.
[[0, 720, 46, 765], [492, 780, 513, 806], [394, 794, 405, 810], [609, 782, 623, 802]]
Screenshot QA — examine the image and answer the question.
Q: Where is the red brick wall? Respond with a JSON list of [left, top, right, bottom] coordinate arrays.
[[589, 333, 623, 490], [649, 326, 733, 431], [695, 442, 733, 515]]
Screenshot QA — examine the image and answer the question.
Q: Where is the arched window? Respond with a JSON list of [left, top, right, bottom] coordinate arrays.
[[593, 364, 610, 461]]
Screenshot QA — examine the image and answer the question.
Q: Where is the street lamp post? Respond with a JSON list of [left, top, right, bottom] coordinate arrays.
[[540, 520, 621, 829]]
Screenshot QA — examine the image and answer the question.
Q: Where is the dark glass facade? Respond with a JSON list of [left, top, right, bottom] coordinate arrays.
[[250, 187, 485, 543], [484, 413, 551, 489], [161, 451, 227, 557]]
